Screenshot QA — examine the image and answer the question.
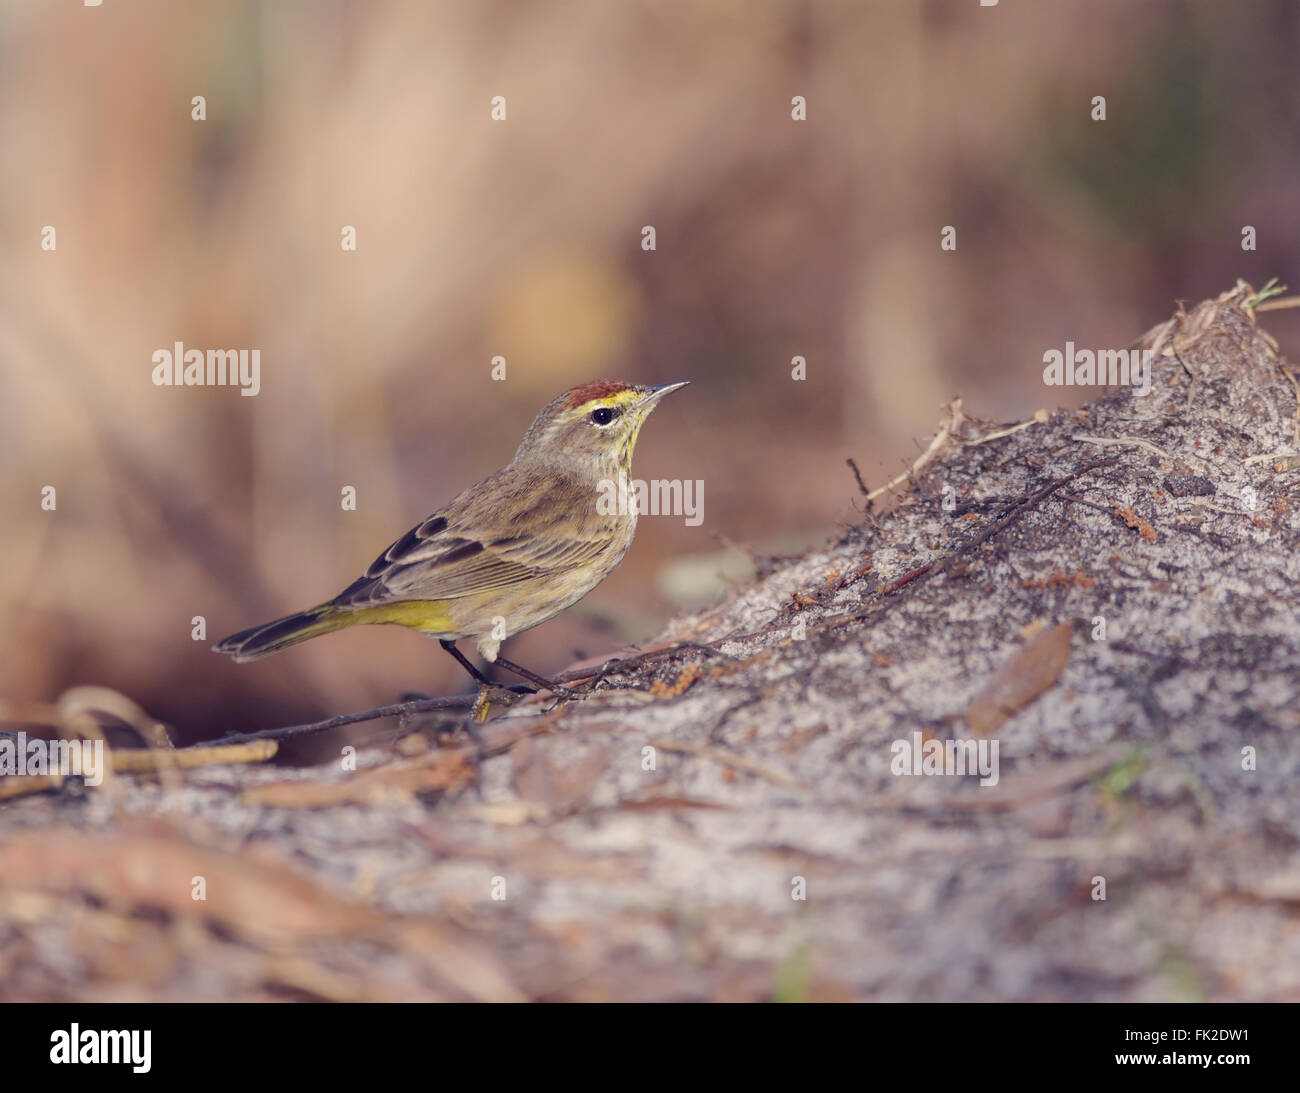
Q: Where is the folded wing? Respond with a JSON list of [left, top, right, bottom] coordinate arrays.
[[331, 467, 616, 608]]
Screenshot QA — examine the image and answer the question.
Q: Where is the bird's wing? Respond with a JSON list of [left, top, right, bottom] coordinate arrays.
[[331, 466, 618, 608]]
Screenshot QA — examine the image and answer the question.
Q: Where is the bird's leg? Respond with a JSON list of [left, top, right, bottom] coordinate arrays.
[[438, 641, 534, 726], [439, 639, 502, 722], [493, 655, 574, 699], [440, 638, 573, 705], [439, 639, 495, 687]]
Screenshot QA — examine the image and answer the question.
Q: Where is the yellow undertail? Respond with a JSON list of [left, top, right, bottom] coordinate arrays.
[[213, 601, 455, 662]]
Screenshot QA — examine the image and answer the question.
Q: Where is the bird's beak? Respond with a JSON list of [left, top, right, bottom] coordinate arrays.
[[639, 380, 690, 409]]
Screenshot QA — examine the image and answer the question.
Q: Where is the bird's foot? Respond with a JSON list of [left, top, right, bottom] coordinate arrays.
[[471, 687, 495, 724]]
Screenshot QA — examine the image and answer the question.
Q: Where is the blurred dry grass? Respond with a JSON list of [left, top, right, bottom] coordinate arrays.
[[1, 0, 1297, 741]]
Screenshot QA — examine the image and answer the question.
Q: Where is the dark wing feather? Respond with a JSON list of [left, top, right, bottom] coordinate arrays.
[[331, 466, 618, 608]]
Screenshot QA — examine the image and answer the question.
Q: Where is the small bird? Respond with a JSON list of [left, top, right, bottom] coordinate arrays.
[[214, 380, 688, 693]]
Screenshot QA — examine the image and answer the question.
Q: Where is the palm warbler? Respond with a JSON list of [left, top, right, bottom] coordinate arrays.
[[214, 380, 688, 692]]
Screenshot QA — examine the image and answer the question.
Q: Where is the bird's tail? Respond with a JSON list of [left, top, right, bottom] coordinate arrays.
[[212, 604, 348, 662]]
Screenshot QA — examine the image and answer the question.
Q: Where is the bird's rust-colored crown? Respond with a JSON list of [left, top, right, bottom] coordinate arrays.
[[562, 380, 631, 410]]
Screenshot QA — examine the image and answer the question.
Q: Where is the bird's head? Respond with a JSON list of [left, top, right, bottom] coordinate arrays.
[[511, 380, 689, 476]]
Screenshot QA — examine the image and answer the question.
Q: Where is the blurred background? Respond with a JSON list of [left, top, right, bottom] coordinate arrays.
[[1, 0, 1297, 743]]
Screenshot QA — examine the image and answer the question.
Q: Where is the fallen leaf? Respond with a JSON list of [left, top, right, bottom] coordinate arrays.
[[512, 735, 609, 815], [0, 826, 524, 1001], [242, 751, 474, 808], [966, 622, 1073, 736], [0, 826, 378, 943]]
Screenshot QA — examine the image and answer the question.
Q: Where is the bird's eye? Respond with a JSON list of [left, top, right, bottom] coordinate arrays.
[[589, 407, 618, 425]]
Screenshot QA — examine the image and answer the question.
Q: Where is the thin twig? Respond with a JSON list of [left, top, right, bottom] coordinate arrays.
[[1254, 295, 1300, 312], [811, 456, 1120, 638], [846, 458, 869, 497], [113, 740, 279, 770], [1059, 491, 1113, 516], [1187, 499, 1256, 517], [556, 640, 736, 685], [710, 458, 1121, 660], [1072, 434, 1174, 461], [197, 642, 736, 751], [199, 693, 486, 748], [950, 497, 1014, 515], [865, 399, 966, 501], [919, 457, 1120, 583], [0, 774, 66, 801], [969, 409, 1049, 446]]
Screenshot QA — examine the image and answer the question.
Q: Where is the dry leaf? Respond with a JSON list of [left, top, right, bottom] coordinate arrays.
[[0, 826, 378, 943], [966, 623, 1073, 736], [242, 751, 474, 809], [512, 735, 609, 815], [0, 826, 523, 1001]]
